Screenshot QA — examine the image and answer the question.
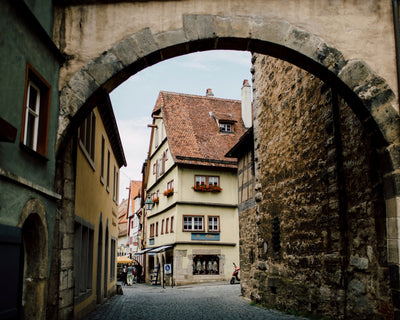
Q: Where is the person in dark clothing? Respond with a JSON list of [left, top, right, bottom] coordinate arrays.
[[136, 264, 142, 283]]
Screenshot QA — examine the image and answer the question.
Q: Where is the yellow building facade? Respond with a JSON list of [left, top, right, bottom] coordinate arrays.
[[143, 90, 246, 286], [73, 98, 126, 318]]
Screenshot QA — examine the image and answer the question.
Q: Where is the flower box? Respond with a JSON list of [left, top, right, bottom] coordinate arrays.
[[192, 184, 222, 192], [152, 197, 159, 204], [163, 188, 174, 197]]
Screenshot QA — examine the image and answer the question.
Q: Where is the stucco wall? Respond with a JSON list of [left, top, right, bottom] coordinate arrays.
[[54, 0, 397, 103], [73, 106, 119, 316]]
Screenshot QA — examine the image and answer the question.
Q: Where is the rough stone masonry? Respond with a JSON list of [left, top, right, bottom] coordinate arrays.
[[240, 54, 394, 319]]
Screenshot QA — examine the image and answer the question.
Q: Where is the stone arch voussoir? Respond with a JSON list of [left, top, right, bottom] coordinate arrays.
[[57, 13, 400, 318]]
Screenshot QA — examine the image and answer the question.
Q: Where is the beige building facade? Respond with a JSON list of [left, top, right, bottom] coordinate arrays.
[[143, 89, 248, 285]]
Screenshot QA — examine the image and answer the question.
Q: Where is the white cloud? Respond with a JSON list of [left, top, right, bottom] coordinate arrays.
[[117, 116, 152, 200]]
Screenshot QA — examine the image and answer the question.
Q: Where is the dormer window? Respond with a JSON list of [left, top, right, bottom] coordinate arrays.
[[219, 122, 232, 133]]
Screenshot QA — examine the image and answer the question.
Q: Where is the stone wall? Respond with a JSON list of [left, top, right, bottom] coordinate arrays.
[[245, 54, 393, 319]]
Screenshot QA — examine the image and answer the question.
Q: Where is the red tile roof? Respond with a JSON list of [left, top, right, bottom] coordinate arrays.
[[152, 91, 245, 169]]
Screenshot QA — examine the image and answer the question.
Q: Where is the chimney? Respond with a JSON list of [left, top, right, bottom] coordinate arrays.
[[206, 88, 214, 97], [241, 79, 252, 128]]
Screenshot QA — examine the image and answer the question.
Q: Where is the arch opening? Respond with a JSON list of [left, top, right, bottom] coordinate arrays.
[[55, 15, 400, 319]]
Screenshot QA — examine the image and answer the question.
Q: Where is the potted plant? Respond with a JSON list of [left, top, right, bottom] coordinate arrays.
[[192, 184, 222, 192], [163, 188, 174, 197]]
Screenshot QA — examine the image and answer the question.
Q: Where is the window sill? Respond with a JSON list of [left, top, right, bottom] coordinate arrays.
[[19, 143, 49, 162]]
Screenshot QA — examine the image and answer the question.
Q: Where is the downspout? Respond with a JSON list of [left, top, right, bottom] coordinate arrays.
[[393, 0, 400, 107]]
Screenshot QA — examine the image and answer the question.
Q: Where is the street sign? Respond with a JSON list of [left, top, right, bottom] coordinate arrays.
[[164, 264, 172, 274]]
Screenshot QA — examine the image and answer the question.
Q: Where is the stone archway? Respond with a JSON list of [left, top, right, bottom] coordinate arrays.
[[18, 199, 49, 320], [55, 15, 400, 318]]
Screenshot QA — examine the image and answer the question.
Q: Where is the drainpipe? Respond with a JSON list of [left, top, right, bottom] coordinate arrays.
[[392, 0, 400, 107]]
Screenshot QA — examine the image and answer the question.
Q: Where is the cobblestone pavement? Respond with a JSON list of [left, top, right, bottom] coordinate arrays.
[[84, 282, 307, 320]]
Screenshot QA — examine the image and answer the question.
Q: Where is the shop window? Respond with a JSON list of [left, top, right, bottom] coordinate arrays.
[[193, 255, 219, 275]]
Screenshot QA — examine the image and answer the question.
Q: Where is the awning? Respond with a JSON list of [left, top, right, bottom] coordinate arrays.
[[117, 256, 133, 264], [148, 245, 173, 255], [134, 248, 152, 256]]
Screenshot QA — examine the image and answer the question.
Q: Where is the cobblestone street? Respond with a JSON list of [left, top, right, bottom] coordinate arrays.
[[83, 282, 306, 320]]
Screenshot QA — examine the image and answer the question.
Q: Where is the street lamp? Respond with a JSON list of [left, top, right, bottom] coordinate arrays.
[[145, 195, 153, 211]]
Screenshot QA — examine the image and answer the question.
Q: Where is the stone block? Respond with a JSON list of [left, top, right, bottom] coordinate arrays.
[[132, 28, 159, 59], [348, 279, 366, 296], [371, 103, 400, 144], [387, 144, 400, 172], [62, 232, 74, 249], [183, 14, 217, 41], [338, 60, 373, 91], [111, 36, 140, 67], [250, 19, 291, 47], [58, 288, 74, 309], [60, 248, 74, 270], [86, 51, 123, 86], [350, 255, 369, 270], [155, 29, 187, 51], [387, 240, 400, 264], [59, 269, 73, 291], [67, 69, 98, 103]]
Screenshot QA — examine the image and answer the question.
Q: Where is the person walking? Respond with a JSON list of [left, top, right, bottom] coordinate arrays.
[[122, 265, 127, 286], [127, 264, 134, 286]]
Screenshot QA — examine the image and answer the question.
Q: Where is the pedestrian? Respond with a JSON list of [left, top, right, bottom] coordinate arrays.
[[136, 264, 142, 283], [122, 265, 127, 286], [127, 263, 134, 286], [132, 264, 137, 283]]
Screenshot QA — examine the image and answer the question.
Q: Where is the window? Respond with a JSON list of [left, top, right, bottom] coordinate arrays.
[[208, 216, 220, 232], [150, 223, 155, 238], [21, 64, 51, 156], [167, 180, 174, 190], [161, 219, 164, 234], [195, 175, 220, 186], [100, 135, 105, 183], [153, 163, 157, 175], [113, 165, 118, 202], [154, 126, 159, 148], [106, 149, 110, 192], [193, 255, 219, 275], [170, 216, 174, 233], [156, 222, 159, 236], [183, 216, 204, 231], [78, 111, 96, 163], [74, 221, 94, 298], [219, 122, 232, 133], [110, 238, 116, 280], [166, 218, 169, 233]]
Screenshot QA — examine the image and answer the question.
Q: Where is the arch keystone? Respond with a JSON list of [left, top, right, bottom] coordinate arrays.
[[183, 14, 217, 41]]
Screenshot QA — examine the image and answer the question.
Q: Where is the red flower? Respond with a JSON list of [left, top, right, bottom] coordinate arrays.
[[163, 188, 174, 197], [192, 185, 222, 192]]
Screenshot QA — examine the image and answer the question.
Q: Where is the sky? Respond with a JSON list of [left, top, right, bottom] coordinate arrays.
[[110, 50, 252, 201]]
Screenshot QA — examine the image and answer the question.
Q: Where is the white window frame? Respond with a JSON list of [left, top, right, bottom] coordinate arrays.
[[219, 123, 232, 133], [183, 215, 204, 231], [24, 81, 40, 151], [208, 216, 220, 232]]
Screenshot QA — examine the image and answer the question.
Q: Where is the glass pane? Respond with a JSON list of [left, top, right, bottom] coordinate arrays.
[[28, 85, 38, 111], [26, 112, 36, 148]]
